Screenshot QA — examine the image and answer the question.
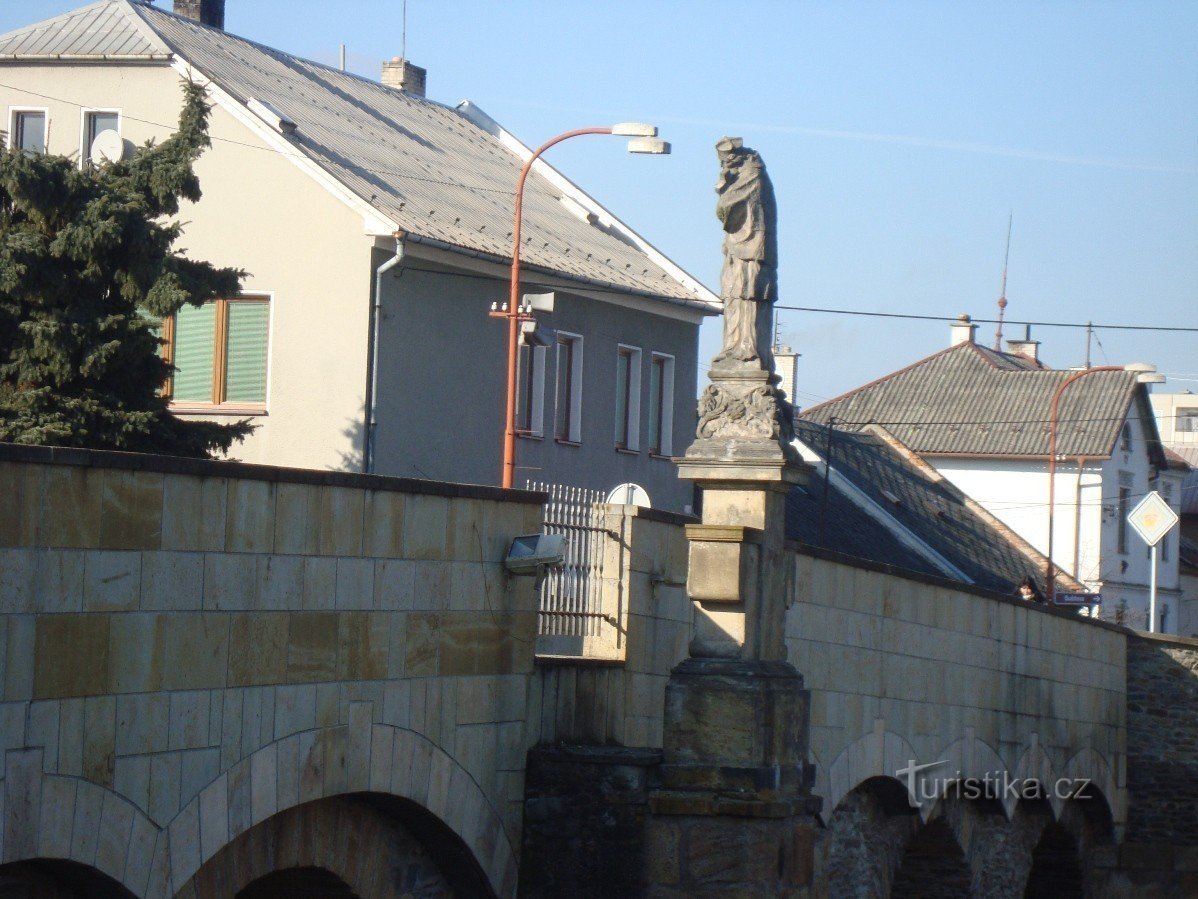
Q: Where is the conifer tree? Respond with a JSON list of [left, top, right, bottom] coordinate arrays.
[[0, 80, 252, 457]]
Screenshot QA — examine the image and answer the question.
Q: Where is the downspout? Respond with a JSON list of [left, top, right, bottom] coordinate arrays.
[[364, 235, 405, 474]]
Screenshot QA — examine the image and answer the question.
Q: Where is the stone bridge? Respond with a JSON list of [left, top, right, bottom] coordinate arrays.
[[2, 446, 1196, 896]]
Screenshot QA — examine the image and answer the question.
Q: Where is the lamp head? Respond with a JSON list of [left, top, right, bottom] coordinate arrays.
[[611, 122, 657, 137], [627, 137, 671, 155]]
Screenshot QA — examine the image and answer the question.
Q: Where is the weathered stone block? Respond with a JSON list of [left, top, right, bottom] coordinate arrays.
[[287, 612, 338, 682], [364, 490, 406, 558], [34, 614, 110, 699], [318, 486, 364, 556], [161, 614, 230, 691], [403, 495, 449, 560], [99, 470, 163, 551], [42, 466, 101, 549], [228, 613, 288, 686]]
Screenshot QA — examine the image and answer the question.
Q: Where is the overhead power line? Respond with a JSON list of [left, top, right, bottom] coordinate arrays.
[[776, 305, 1198, 333]]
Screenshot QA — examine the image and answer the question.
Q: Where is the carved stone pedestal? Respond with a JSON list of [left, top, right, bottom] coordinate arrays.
[[645, 660, 820, 897]]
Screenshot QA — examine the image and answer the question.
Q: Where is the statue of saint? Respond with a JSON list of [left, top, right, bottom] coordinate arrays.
[[713, 137, 778, 371]]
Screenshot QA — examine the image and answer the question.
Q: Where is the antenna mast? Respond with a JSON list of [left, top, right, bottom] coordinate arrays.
[[993, 213, 1012, 351], [401, 0, 408, 61]]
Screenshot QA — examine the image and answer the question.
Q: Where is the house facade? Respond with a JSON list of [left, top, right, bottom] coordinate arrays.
[[1149, 393, 1198, 634], [0, 0, 718, 512], [802, 318, 1184, 631]]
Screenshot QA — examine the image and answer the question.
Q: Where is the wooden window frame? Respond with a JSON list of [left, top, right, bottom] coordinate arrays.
[[164, 295, 270, 415]]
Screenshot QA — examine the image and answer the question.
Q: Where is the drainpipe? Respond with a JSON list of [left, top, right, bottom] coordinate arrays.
[[364, 236, 404, 474]]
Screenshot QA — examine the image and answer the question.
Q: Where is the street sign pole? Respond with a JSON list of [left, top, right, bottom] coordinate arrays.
[[1126, 490, 1178, 635], [1149, 543, 1158, 634]]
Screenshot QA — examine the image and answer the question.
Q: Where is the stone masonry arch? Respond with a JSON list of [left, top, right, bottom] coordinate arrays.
[[164, 722, 517, 898], [175, 794, 478, 898], [0, 751, 164, 897]]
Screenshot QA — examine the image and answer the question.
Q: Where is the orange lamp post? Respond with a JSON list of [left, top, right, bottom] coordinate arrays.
[[494, 124, 669, 489]]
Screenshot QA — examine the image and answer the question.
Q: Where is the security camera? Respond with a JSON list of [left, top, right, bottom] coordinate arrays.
[[504, 533, 566, 575]]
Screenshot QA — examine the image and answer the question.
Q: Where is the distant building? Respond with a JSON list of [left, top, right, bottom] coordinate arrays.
[[787, 420, 1088, 598], [1149, 393, 1198, 633], [0, 0, 718, 510], [801, 316, 1183, 630]]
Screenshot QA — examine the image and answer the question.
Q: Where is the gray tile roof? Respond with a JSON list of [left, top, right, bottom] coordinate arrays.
[[0, 1, 716, 308], [803, 342, 1156, 459], [788, 420, 1082, 595], [0, 0, 168, 59]]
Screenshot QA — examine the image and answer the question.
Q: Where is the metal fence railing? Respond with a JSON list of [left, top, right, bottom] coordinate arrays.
[[526, 482, 608, 643]]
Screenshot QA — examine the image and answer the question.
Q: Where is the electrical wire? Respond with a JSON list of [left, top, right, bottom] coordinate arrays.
[[775, 305, 1198, 334]]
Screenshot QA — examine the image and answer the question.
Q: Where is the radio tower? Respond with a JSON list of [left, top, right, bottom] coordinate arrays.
[[993, 214, 1012, 351]]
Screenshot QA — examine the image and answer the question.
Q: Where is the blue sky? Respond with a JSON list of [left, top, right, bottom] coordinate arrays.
[[4, 0, 1196, 404]]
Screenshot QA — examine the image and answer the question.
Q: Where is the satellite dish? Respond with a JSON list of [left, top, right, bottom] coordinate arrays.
[[89, 130, 125, 166], [606, 483, 651, 508]]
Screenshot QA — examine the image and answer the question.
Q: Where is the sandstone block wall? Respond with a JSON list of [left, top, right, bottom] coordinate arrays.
[[789, 548, 1127, 825], [0, 445, 544, 897]]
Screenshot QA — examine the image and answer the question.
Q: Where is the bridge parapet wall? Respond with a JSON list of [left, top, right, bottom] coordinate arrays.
[[0, 444, 545, 897], [789, 546, 1127, 826]]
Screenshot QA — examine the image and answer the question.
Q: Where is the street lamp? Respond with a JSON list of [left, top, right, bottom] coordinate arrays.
[[494, 124, 670, 489], [1045, 362, 1163, 603]]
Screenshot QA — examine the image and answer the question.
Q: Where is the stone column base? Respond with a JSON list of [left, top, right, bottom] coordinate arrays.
[[643, 801, 819, 898]]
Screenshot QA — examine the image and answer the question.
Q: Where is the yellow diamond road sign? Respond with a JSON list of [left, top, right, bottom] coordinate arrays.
[[1127, 491, 1180, 548]]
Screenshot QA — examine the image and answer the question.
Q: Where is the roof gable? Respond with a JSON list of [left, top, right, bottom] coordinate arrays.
[[803, 342, 1145, 458]]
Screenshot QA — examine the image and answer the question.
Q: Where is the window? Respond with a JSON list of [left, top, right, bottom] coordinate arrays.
[[10, 109, 47, 154], [647, 353, 675, 456], [516, 344, 546, 437], [553, 333, 583, 444], [614, 345, 641, 451], [1121, 423, 1132, 452], [82, 110, 119, 161], [1178, 409, 1198, 434], [1117, 485, 1130, 554], [163, 296, 270, 408]]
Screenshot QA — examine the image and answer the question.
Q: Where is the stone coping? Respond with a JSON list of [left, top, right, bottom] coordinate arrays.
[[599, 502, 698, 528], [1127, 630, 1198, 650], [788, 539, 1132, 637], [0, 441, 546, 505]]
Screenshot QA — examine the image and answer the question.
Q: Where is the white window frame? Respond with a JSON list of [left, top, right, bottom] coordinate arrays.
[[517, 343, 547, 438], [8, 107, 49, 153], [554, 331, 584, 445], [79, 108, 122, 165], [614, 344, 642, 452], [648, 352, 675, 456], [1177, 408, 1198, 434]]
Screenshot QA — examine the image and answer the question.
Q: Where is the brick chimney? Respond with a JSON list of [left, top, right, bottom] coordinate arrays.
[[1006, 325, 1041, 363], [950, 314, 977, 346], [381, 57, 426, 98], [173, 0, 225, 30]]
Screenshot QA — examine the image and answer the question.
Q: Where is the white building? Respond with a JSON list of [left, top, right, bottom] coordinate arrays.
[[802, 318, 1184, 631], [1149, 392, 1198, 634]]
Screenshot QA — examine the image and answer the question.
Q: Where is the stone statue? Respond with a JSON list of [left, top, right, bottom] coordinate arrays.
[[682, 138, 797, 464], [713, 137, 777, 371]]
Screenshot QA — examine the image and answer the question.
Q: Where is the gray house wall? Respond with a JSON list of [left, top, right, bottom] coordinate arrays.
[[370, 251, 700, 512]]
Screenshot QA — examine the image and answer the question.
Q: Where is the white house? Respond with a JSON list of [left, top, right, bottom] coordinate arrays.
[[0, 0, 719, 510], [1149, 392, 1198, 634], [801, 317, 1184, 631]]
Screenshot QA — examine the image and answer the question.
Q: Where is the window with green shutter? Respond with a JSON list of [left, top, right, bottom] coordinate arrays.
[[165, 296, 269, 409]]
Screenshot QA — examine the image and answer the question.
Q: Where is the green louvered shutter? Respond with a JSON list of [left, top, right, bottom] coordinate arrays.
[[224, 301, 269, 403], [172, 303, 216, 401]]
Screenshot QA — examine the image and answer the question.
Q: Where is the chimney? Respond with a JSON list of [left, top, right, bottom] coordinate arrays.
[[950, 314, 977, 346], [774, 345, 800, 409], [1005, 324, 1041, 363], [173, 0, 225, 29], [382, 57, 427, 98]]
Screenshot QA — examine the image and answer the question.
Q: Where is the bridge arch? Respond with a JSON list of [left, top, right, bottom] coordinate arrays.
[[165, 722, 515, 898], [177, 793, 487, 898], [821, 776, 920, 897], [0, 764, 162, 897]]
